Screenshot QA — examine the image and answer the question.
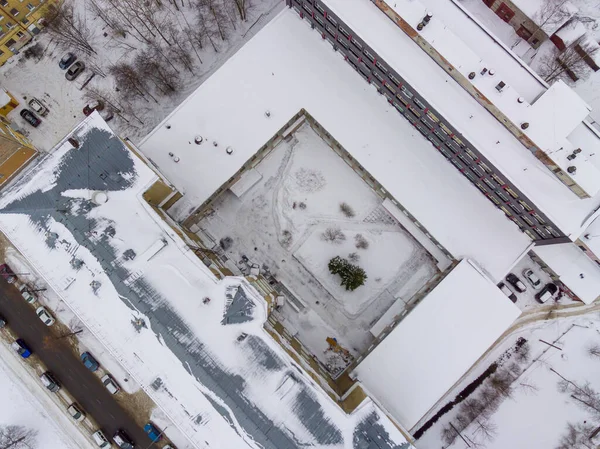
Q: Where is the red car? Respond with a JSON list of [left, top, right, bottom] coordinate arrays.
[[83, 100, 104, 116], [0, 264, 16, 283]]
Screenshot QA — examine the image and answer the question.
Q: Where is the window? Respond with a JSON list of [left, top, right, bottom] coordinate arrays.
[[439, 122, 452, 135], [389, 73, 400, 86], [5, 38, 16, 47], [408, 106, 420, 118], [10, 8, 19, 17], [427, 111, 440, 123], [478, 161, 492, 173], [0, 49, 3, 57], [5, 21, 13, 29], [0, 0, 8, 6], [16, 30, 24, 38], [21, 17, 28, 24], [0, 15, 4, 22], [27, 3, 36, 12], [364, 50, 375, 62], [375, 61, 387, 73], [413, 98, 426, 109]]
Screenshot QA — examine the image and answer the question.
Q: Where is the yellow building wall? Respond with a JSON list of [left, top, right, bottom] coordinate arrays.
[[0, 0, 59, 66], [0, 89, 18, 117]]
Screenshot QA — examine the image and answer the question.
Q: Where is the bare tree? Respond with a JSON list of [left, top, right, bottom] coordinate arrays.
[[99, 0, 151, 43], [165, 25, 196, 73], [198, 0, 230, 41], [321, 227, 346, 244], [537, 37, 599, 83], [110, 63, 158, 102], [230, 0, 248, 21], [134, 50, 181, 95], [0, 425, 38, 449], [556, 422, 595, 449], [44, 3, 97, 55], [587, 343, 600, 360], [531, 0, 574, 44], [472, 418, 498, 443], [122, 0, 174, 45]]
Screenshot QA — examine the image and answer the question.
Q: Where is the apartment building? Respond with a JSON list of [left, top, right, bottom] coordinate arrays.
[[0, 0, 55, 66]]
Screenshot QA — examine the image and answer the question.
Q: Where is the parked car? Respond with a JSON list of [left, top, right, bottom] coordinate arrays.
[[0, 263, 16, 283], [83, 100, 104, 116], [19, 109, 41, 127], [101, 374, 120, 395], [498, 282, 517, 303], [81, 352, 100, 371], [535, 283, 558, 303], [505, 273, 526, 293], [92, 430, 111, 448], [144, 422, 162, 442], [36, 306, 55, 326], [20, 285, 36, 304], [100, 108, 114, 122], [523, 269, 541, 289], [0, 314, 6, 328], [28, 98, 49, 116], [59, 52, 77, 70], [12, 339, 31, 358], [40, 372, 60, 392], [112, 430, 134, 449], [67, 403, 86, 422], [65, 61, 85, 81]]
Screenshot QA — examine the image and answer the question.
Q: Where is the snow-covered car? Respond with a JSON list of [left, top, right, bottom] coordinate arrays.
[[535, 283, 558, 303], [65, 61, 85, 81], [101, 374, 120, 395], [92, 430, 111, 448], [59, 52, 77, 70], [113, 430, 134, 449], [67, 403, 85, 422], [19, 109, 41, 127], [28, 98, 48, 116], [523, 269, 541, 289], [498, 282, 517, 303], [40, 372, 60, 392], [20, 285, 36, 304], [83, 100, 104, 116], [505, 273, 526, 293], [36, 306, 55, 326]]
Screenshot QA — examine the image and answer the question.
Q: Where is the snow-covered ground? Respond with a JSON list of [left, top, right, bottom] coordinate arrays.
[[416, 312, 600, 449], [0, 113, 412, 449], [0, 0, 283, 150], [0, 332, 94, 449], [197, 123, 438, 362]]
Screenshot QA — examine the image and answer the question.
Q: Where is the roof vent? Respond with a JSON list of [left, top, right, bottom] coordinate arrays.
[[495, 81, 506, 92], [92, 191, 108, 205], [573, 148, 582, 154], [517, 97, 524, 103], [488, 69, 496, 76], [480, 68, 488, 75], [521, 122, 529, 129], [68, 138, 79, 148], [226, 146, 234, 155], [194, 136, 203, 145], [166, 124, 172, 129], [264, 110, 271, 118], [567, 166, 577, 174], [567, 153, 577, 160], [468, 72, 476, 80]]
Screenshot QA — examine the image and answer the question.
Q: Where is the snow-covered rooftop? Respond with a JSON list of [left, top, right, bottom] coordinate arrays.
[[554, 19, 587, 46], [0, 113, 412, 449], [353, 260, 521, 431], [322, 0, 600, 237], [534, 243, 600, 304], [139, 8, 531, 282]]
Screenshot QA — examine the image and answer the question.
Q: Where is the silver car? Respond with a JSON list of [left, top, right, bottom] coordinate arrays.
[[36, 306, 55, 326], [65, 61, 85, 81]]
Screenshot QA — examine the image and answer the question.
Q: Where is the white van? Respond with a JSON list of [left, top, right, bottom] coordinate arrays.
[[92, 430, 111, 448]]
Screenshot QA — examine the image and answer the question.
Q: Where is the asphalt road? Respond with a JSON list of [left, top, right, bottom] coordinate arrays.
[[0, 278, 154, 449]]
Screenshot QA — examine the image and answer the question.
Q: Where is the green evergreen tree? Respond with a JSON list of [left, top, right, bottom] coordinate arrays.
[[328, 256, 367, 291]]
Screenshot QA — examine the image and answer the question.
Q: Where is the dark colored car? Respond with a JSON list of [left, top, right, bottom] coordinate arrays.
[[0, 263, 16, 283], [20, 109, 41, 127], [144, 422, 162, 442], [12, 339, 32, 358], [505, 273, 526, 293], [80, 352, 100, 371], [113, 429, 134, 449], [0, 314, 6, 328], [498, 282, 517, 303], [65, 61, 85, 81], [59, 52, 77, 70], [535, 283, 558, 303]]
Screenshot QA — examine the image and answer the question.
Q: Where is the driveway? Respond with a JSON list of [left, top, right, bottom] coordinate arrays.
[[0, 278, 154, 448]]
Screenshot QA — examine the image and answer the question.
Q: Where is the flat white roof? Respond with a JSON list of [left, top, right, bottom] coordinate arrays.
[[534, 243, 600, 304], [323, 0, 600, 237], [139, 9, 530, 282], [354, 260, 521, 430]]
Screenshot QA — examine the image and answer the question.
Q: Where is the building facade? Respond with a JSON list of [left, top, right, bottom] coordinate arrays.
[[0, 114, 37, 187], [0, 0, 55, 66]]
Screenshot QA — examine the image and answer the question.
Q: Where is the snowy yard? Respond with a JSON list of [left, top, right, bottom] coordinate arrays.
[[415, 312, 600, 449], [0, 0, 283, 150], [197, 123, 438, 367]]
